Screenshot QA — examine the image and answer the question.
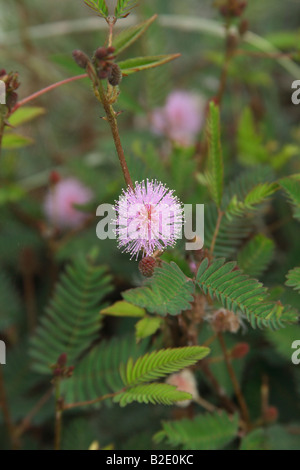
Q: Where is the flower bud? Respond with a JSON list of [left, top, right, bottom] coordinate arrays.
[[57, 352, 67, 367], [264, 406, 278, 423], [72, 50, 90, 69], [231, 342, 250, 359], [138, 256, 156, 277], [49, 170, 61, 185], [108, 63, 122, 86]]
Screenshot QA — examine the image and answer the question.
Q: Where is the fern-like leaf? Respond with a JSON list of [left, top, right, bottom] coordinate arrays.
[[30, 254, 112, 374], [122, 261, 195, 316], [206, 101, 224, 208], [280, 176, 300, 221], [225, 183, 278, 220], [84, 0, 108, 17], [120, 346, 210, 387], [237, 234, 275, 277], [154, 412, 239, 450], [286, 267, 300, 293], [61, 335, 147, 406], [114, 383, 192, 407], [196, 258, 298, 329], [114, 0, 139, 18]]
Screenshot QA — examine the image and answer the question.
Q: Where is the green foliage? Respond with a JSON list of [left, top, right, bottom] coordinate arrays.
[[196, 258, 298, 329], [114, 383, 192, 407], [154, 412, 239, 450], [101, 300, 146, 317], [120, 346, 210, 387], [135, 316, 162, 340], [240, 425, 300, 450], [2, 133, 34, 149], [265, 324, 300, 360], [113, 16, 157, 55], [30, 253, 113, 374], [8, 107, 45, 127], [119, 54, 180, 75], [122, 261, 195, 316], [114, 0, 139, 19], [61, 335, 147, 406], [237, 108, 268, 166], [84, 0, 108, 18], [286, 266, 300, 292], [237, 234, 275, 277], [225, 183, 278, 221], [280, 176, 300, 221], [206, 101, 224, 208]]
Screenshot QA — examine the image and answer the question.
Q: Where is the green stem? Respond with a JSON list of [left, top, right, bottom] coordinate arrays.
[[218, 333, 250, 429]]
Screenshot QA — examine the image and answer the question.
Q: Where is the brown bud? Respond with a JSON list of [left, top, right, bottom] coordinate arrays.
[[108, 63, 122, 86], [5, 92, 18, 111], [53, 368, 62, 377], [97, 65, 112, 80], [238, 19, 249, 36], [49, 170, 61, 185], [72, 50, 90, 69], [94, 47, 109, 60], [139, 256, 156, 278], [57, 353, 67, 367], [231, 342, 250, 359], [264, 406, 278, 423]]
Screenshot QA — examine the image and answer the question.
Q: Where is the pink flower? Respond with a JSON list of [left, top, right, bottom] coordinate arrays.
[[151, 90, 205, 146], [44, 178, 93, 229], [166, 369, 199, 407], [112, 179, 183, 259]]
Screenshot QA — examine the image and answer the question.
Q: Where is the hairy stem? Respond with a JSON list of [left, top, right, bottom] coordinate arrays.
[[210, 208, 224, 256], [11, 74, 88, 114], [63, 391, 122, 411], [98, 82, 133, 189], [218, 333, 250, 429], [0, 365, 19, 449], [54, 380, 63, 451]]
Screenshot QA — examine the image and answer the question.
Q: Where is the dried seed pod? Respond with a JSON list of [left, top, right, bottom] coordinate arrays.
[[72, 50, 90, 69], [108, 63, 122, 86]]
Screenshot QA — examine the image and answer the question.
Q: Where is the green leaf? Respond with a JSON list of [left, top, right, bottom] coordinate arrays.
[[286, 266, 300, 293], [61, 335, 148, 406], [154, 412, 239, 450], [122, 261, 195, 316], [30, 253, 113, 374], [84, 0, 108, 17], [280, 176, 300, 221], [113, 15, 157, 55], [119, 346, 210, 387], [0, 184, 25, 205], [237, 107, 269, 166], [225, 183, 278, 221], [118, 54, 180, 75], [114, 383, 192, 407], [2, 133, 34, 149], [240, 425, 300, 450], [206, 101, 224, 207], [8, 107, 45, 128], [237, 234, 275, 278], [114, 0, 139, 19], [196, 258, 298, 329], [135, 316, 162, 340], [101, 300, 146, 318], [265, 324, 300, 361]]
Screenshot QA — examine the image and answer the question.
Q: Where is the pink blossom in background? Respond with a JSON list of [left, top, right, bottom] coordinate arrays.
[[151, 90, 205, 147], [166, 369, 199, 408], [44, 178, 93, 229]]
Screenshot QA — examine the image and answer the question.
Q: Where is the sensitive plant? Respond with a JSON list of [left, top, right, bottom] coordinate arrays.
[[0, 0, 300, 451]]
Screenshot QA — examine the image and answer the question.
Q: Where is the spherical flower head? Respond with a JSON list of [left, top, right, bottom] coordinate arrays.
[[112, 179, 184, 260], [166, 369, 199, 408], [151, 90, 205, 147], [211, 308, 240, 334], [44, 178, 93, 229]]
